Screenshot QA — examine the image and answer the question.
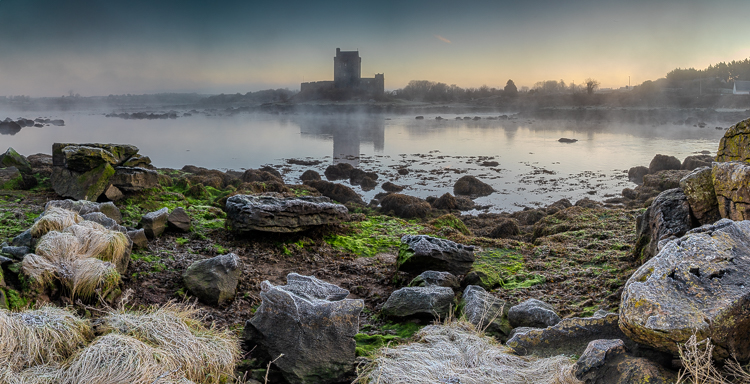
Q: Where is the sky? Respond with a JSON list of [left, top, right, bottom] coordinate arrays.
[[1, 0, 749, 96]]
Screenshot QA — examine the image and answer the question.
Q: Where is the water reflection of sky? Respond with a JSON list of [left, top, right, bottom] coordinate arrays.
[[1, 111, 725, 212]]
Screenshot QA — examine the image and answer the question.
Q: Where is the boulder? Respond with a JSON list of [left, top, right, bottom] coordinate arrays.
[[627, 166, 649, 184], [0, 245, 30, 260], [52, 143, 138, 167], [50, 163, 116, 201], [640, 169, 690, 192], [508, 299, 561, 329], [324, 163, 354, 181], [620, 219, 750, 360], [61, 145, 118, 172], [243, 274, 363, 384], [716, 117, 750, 162], [573, 339, 676, 384], [381, 181, 404, 193], [306, 180, 364, 205], [431, 193, 458, 210], [462, 285, 511, 339], [681, 154, 713, 171], [633, 189, 691, 261], [81, 212, 125, 233], [127, 229, 148, 248], [183, 253, 242, 306], [140, 207, 169, 239], [359, 176, 377, 191], [225, 195, 348, 233], [380, 193, 431, 219], [0, 167, 22, 190], [0, 147, 32, 174], [241, 169, 283, 184], [110, 167, 159, 192], [679, 166, 720, 225], [299, 170, 321, 182], [648, 154, 681, 174], [713, 161, 750, 221], [545, 198, 572, 214], [507, 313, 659, 360], [575, 197, 603, 209], [408, 271, 459, 288], [45, 200, 122, 223], [453, 175, 494, 196], [104, 185, 124, 201], [349, 169, 378, 185], [167, 207, 191, 232], [259, 166, 282, 179], [488, 218, 520, 238], [398, 235, 475, 275], [380, 286, 454, 319], [121, 154, 152, 168], [27, 153, 53, 177]]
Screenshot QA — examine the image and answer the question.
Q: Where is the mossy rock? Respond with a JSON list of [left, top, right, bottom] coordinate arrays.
[[0, 147, 32, 174], [717, 117, 750, 162]]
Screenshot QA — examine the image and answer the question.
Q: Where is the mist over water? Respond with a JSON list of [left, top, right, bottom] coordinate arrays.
[[1, 110, 724, 212]]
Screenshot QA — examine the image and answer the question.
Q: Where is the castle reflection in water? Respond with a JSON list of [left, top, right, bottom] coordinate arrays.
[[296, 114, 385, 166]]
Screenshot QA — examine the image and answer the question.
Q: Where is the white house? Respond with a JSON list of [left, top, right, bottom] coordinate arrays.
[[734, 80, 750, 95]]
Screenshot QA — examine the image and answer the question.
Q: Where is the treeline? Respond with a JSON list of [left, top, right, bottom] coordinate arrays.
[[665, 58, 750, 86], [200, 89, 295, 105], [392, 80, 521, 102]]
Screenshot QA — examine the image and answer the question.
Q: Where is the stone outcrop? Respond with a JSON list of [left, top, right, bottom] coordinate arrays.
[[508, 298, 561, 329], [462, 285, 510, 339], [679, 166, 720, 225], [324, 163, 354, 181], [681, 154, 713, 171], [397, 235, 476, 275], [299, 170, 320, 182], [431, 193, 457, 210], [627, 166, 649, 184], [572, 339, 676, 384], [225, 195, 348, 233], [243, 274, 363, 384], [453, 175, 494, 196], [716, 117, 750, 162], [648, 154, 681, 174], [620, 219, 750, 360], [488, 218, 520, 238], [380, 193, 431, 219], [380, 286, 454, 319], [712, 161, 750, 221], [183, 253, 242, 306], [633, 188, 691, 261], [305, 180, 364, 205], [50, 143, 154, 201]]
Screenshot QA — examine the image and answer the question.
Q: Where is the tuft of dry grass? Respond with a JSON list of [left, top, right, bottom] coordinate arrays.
[[69, 258, 121, 300], [64, 221, 130, 266], [355, 320, 581, 384], [97, 302, 241, 384], [30, 207, 83, 238], [0, 306, 93, 372]]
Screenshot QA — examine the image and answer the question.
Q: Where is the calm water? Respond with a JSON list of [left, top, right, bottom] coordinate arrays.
[[1, 110, 725, 212]]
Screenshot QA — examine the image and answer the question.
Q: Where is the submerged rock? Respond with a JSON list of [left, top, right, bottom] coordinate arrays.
[[453, 175, 494, 196], [324, 163, 354, 181], [397, 235, 476, 275], [648, 154, 681, 174], [243, 273, 363, 384], [225, 194, 349, 233], [620, 219, 750, 360], [380, 193, 430, 219], [183, 253, 242, 306], [627, 166, 649, 184]]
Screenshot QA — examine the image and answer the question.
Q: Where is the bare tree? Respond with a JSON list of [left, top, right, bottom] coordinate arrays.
[[585, 78, 600, 95]]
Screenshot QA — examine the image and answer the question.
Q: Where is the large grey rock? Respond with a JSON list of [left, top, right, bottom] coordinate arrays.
[[183, 253, 242, 306], [453, 175, 494, 196], [633, 188, 691, 261], [0, 245, 30, 260], [573, 339, 676, 384], [225, 194, 348, 233], [61, 145, 119, 172], [127, 229, 148, 248], [52, 143, 139, 167], [680, 166, 720, 225], [81, 212, 126, 233], [716, 117, 750, 162], [508, 298, 561, 328], [0, 147, 32, 174], [462, 285, 510, 339], [45, 200, 122, 223], [620, 219, 750, 360], [712, 161, 750, 221], [408, 270, 459, 288], [11, 229, 33, 248], [397, 235, 475, 275], [381, 286, 454, 319], [110, 166, 158, 192], [243, 274, 363, 384], [50, 163, 115, 201], [681, 154, 713, 171], [121, 154, 152, 168], [648, 154, 681, 174], [167, 207, 191, 232], [506, 313, 663, 361], [140, 207, 169, 239]]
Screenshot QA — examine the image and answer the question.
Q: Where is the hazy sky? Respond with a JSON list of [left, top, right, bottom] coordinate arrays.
[[1, 0, 748, 96]]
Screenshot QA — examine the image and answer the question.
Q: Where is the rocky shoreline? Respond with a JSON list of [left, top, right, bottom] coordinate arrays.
[[1, 117, 750, 383]]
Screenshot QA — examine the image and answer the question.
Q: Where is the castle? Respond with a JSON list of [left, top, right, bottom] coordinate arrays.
[[300, 48, 384, 97]]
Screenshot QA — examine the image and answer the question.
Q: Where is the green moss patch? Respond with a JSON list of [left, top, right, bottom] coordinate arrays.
[[355, 322, 422, 356], [326, 215, 422, 257], [470, 248, 545, 290], [429, 214, 471, 236]]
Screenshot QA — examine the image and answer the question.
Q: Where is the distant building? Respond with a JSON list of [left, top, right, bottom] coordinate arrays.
[[734, 80, 750, 95], [300, 48, 384, 97]]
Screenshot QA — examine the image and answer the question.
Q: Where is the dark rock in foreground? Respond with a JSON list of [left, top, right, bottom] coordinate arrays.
[[397, 234, 475, 275], [226, 194, 348, 233], [633, 188, 691, 261], [716, 117, 750, 162], [243, 273, 363, 384], [508, 298, 561, 329], [380, 193, 430, 219], [183, 253, 242, 306], [140, 207, 169, 239], [462, 285, 510, 339], [573, 339, 676, 384], [453, 175, 494, 196], [306, 180, 364, 205], [381, 286, 454, 319]]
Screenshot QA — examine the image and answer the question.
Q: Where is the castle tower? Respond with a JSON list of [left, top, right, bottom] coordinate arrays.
[[333, 48, 361, 89]]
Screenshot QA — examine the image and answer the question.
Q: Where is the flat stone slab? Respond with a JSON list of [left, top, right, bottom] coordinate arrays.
[[225, 194, 349, 233]]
